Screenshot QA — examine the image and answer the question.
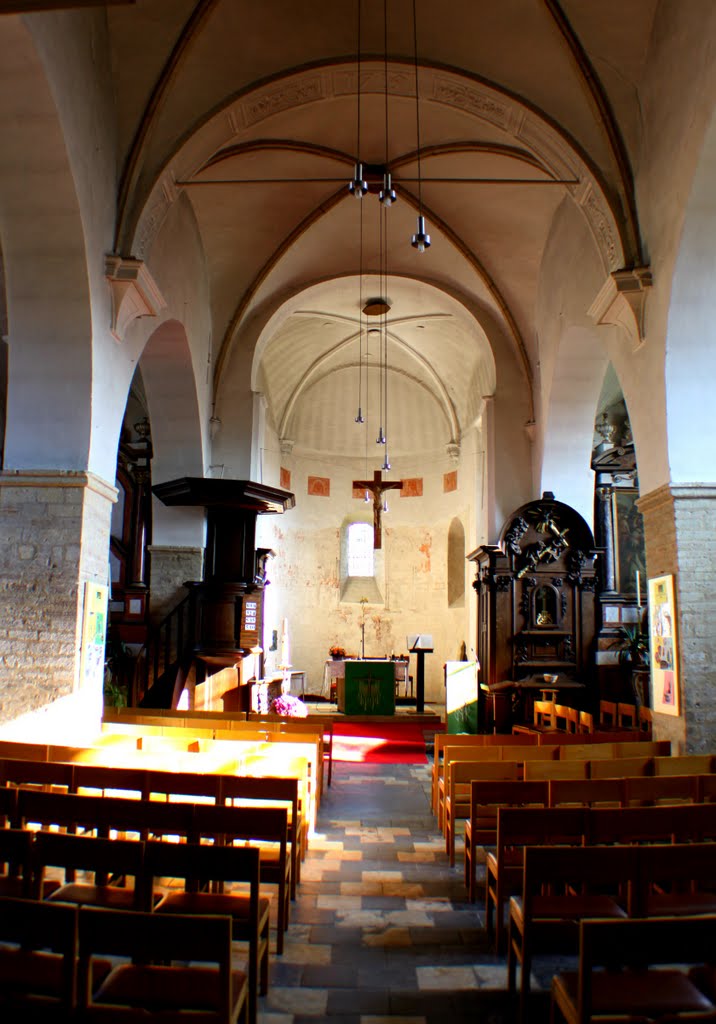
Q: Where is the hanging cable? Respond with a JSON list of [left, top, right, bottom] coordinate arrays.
[[349, 0, 368, 199], [410, 0, 431, 251]]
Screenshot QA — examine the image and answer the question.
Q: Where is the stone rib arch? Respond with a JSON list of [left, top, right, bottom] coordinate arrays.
[[128, 60, 627, 277]]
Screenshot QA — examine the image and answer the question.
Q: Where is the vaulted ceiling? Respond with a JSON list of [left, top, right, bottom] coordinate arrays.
[[104, 0, 658, 458]]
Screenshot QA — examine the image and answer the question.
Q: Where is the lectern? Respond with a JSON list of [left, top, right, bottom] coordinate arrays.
[[407, 634, 433, 713]]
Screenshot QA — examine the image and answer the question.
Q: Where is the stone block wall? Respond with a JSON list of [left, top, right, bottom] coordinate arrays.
[[147, 545, 204, 625], [0, 471, 115, 730], [640, 483, 716, 751]]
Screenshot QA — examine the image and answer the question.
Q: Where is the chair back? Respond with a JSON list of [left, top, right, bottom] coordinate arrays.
[[0, 895, 78, 1013]]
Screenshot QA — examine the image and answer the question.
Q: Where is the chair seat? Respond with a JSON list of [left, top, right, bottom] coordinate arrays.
[[48, 883, 142, 910], [155, 890, 271, 930], [511, 893, 627, 926], [94, 963, 248, 1014], [0, 948, 112, 995], [644, 892, 716, 916], [553, 968, 715, 1016]]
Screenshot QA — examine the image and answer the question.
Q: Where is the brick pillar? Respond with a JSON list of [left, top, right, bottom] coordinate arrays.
[[147, 545, 204, 625], [0, 470, 116, 735], [639, 483, 716, 751]]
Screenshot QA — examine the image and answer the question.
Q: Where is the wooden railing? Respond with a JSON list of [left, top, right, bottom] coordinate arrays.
[[130, 591, 197, 707]]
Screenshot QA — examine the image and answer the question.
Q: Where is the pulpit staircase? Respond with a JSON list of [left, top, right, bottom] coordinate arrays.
[[130, 593, 198, 708]]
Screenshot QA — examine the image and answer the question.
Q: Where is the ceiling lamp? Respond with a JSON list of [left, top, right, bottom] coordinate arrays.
[[410, 0, 431, 252]]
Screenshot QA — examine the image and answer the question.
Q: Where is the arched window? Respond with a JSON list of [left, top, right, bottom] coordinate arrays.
[[347, 522, 374, 577]]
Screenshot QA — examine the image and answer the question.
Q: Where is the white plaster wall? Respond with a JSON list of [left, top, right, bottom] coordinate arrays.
[[631, 0, 716, 492], [27, 11, 123, 484], [534, 197, 610, 527]]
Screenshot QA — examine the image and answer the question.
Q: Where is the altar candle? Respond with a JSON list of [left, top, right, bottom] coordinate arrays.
[[636, 570, 641, 608]]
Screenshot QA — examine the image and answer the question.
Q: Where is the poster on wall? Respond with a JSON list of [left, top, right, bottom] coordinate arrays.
[[79, 581, 109, 694], [648, 573, 679, 716]]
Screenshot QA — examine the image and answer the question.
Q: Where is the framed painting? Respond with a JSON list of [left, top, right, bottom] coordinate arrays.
[[612, 488, 646, 596], [648, 573, 679, 716]]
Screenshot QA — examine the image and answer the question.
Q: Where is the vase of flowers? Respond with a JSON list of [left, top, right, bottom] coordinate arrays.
[[329, 645, 346, 660]]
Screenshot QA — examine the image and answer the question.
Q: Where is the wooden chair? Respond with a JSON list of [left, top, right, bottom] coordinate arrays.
[[443, 760, 519, 865], [486, 806, 588, 954], [654, 754, 714, 776], [0, 895, 81, 1020], [0, 784, 17, 826], [598, 700, 617, 728], [31, 831, 150, 911], [431, 733, 537, 816], [523, 759, 588, 781], [634, 842, 716, 918], [588, 755, 653, 779], [551, 915, 716, 1024], [560, 742, 617, 760], [507, 844, 637, 1022], [623, 773, 700, 806], [617, 702, 637, 729], [77, 905, 249, 1023], [145, 839, 268, 1024], [548, 777, 624, 809], [463, 780, 548, 903], [219, 773, 305, 897], [0, 757, 74, 795], [191, 802, 291, 953], [0, 827, 34, 898], [564, 705, 580, 734], [577, 710, 594, 734], [638, 705, 653, 737]]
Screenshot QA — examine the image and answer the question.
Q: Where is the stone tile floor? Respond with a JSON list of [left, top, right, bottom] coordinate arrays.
[[257, 758, 559, 1024]]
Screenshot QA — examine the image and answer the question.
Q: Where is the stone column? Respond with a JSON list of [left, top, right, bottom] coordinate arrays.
[[0, 470, 116, 736], [639, 483, 716, 751], [595, 481, 617, 594], [147, 545, 204, 625]]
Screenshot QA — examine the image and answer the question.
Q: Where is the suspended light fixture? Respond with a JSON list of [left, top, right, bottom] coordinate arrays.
[[410, 0, 431, 252], [348, 1, 367, 199]]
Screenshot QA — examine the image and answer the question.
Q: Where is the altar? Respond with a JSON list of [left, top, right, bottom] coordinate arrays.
[[322, 658, 409, 706], [336, 660, 396, 715]]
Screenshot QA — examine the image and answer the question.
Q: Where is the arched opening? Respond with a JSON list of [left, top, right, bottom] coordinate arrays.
[[447, 517, 466, 608]]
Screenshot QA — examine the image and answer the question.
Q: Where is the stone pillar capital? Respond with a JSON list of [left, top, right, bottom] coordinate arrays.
[[105, 255, 166, 343], [588, 266, 652, 348]]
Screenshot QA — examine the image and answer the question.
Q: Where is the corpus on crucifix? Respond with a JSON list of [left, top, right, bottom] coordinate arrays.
[[353, 469, 403, 549]]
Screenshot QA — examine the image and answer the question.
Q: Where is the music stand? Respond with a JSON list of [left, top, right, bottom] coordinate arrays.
[[406, 635, 434, 713]]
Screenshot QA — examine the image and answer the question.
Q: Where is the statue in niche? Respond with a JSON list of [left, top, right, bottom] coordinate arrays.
[[534, 585, 558, 627]]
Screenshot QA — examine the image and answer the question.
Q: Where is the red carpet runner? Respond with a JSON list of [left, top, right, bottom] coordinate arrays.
[[331, 722, 428, 764]]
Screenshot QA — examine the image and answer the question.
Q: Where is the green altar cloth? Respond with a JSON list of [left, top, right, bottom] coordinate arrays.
[[338, 660, 396, 715]]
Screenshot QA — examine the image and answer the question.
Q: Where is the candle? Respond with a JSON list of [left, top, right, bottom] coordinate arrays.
[[635, 570, 641, 608]]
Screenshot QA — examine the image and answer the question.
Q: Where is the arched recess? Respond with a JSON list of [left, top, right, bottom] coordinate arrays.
[[139, 319, 205, 547], [447, 517, 466, 608], [0, 17, 92, 471], [664, 100, 716, 483]]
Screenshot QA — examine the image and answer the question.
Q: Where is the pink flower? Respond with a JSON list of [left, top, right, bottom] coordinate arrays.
[[269, 694, 308, 718]]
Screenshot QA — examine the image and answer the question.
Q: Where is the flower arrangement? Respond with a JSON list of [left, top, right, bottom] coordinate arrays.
[[329, 645, 346, 658], [269, 693, 308, 718]]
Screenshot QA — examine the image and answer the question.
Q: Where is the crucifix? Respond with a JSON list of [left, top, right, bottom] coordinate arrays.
[[352, 469, 403, 549]]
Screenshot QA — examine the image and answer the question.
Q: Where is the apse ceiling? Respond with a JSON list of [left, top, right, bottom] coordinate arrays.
[[104, 0, 658, 459]]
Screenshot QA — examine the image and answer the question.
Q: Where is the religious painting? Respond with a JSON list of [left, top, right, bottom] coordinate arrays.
[[401, 477, 423, 497], [613, 488, 646, 596], [443, 470, 458, 493], [648, 573, 680, 716], [80, 581, 108, 697], [307, 475, 330, 497]]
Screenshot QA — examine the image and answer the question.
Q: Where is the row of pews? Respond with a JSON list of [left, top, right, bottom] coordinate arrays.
[[0, 710, 330, 1022], [433, 729, 716, 1022]]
